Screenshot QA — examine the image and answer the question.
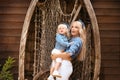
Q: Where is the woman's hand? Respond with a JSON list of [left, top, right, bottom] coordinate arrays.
[[51, 52, 72, 61], [51, 54, 57, 60], [51, 53, 62, 60], [62, 52, 71, 60]]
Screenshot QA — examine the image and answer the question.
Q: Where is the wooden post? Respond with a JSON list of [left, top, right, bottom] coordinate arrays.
[[83, 0, 101, 80], [18, 0, 38, 80]]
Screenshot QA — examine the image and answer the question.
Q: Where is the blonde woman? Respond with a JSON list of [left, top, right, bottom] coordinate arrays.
[[51, 20, 86, 80]]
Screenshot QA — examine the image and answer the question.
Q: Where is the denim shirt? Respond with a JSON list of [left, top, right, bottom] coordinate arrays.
[[65, 37, 82, 59], [54, 33, 70, 51]]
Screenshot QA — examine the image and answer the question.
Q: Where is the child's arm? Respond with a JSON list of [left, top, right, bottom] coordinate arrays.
[[69, 41, 74, 45], [56, 34, 70, 47]]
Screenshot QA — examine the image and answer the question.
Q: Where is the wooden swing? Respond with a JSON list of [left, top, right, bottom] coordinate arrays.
[[18, 0, 101, 80]]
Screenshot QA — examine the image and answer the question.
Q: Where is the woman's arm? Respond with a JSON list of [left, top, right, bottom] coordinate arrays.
[[51, 52, 72, 61]]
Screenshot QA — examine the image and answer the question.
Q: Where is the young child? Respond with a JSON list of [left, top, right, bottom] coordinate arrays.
[[47, 23, 72, 80]]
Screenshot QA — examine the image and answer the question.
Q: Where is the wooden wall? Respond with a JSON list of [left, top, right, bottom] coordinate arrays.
[[92, 0, 120, 80], [0, 0, 31, 79], [0, 0, 120, 80]]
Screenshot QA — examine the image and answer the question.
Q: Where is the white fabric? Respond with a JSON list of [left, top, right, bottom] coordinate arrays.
[[51, 49, 62, 64], [56, 58, 62, 63], [51, 49, 62, 54], [47, 75, 54, 80], [51, 49, 73, 80], [56, 60, 73, 80]]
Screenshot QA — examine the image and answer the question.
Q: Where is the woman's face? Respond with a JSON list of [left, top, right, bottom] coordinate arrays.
[[70, 22, 82, 37]]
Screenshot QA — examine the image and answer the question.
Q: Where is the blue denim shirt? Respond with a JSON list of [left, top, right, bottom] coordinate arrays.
[[54, 33, 70, 51], [65, 37, 82, 59]]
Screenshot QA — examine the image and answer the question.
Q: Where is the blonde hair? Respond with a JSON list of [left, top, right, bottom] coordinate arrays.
[[56, 24, 70, 38], [71, 21, 86, 61]]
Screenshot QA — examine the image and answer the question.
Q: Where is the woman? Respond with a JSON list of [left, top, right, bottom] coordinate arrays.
[[51, 20, 86, 80]]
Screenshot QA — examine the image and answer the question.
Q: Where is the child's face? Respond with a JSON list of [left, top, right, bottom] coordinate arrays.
[[58, 26, 67, 35]]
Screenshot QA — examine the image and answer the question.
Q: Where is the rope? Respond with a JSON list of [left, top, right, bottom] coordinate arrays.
[[37, 0, 47, 5], [33, 7, 37, 76], [70, 4, 82, 23], [57, 0, 78, 17]]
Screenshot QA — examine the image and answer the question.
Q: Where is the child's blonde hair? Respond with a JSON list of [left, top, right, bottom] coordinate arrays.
[[56, 23, 70, 38]]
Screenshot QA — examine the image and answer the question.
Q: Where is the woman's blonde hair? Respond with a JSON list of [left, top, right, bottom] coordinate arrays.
[[71, 20, 86, 61], [56, 23, 70, 38]]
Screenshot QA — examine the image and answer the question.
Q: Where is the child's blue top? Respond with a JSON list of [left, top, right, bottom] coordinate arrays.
[[54, 33, 70, 51], [65, 37, 82, 59]]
